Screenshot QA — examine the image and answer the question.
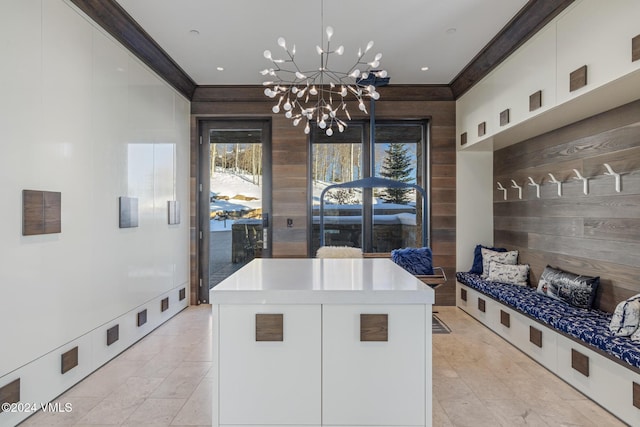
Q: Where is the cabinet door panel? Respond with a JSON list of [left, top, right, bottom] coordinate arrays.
[[219, 304, 321, 425], [322, 304, 426, 426]]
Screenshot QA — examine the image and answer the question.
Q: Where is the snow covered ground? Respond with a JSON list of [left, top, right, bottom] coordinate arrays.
[[210, 171, 262, 232], [209, 170, 417, 232]]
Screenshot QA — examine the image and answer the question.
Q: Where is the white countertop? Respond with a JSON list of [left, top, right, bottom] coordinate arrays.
[[210, 258, 435, 305]]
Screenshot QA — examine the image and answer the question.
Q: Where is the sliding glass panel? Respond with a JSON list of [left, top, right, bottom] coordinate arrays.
[[311, 126, 364, 254], [373, 124, 425, 251]]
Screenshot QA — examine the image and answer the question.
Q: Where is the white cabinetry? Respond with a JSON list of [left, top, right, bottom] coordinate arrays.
[[323, 304, 428, 426], [457, 282, 640, 426], [211, 259, 434, 427], [556, 0, 640, 104], [456, 0, 640, 150], [218, 304, 322, 426], [491, 24, 557, 129]]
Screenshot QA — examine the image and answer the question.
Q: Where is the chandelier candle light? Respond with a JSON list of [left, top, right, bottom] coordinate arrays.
[[261, 24, 387, 136]]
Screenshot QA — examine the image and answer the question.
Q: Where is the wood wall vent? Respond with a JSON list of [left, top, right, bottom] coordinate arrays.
[[478, 298, 486, 313], [529, 90, 542, 111], [569, 65, 588, 92], [106, 324, 119, 346], [571, 348, 589, 377], [137, 309, 147, 327], [360, 314, 388, 342], [61, 346, 78, 374], [461, 288, 467, 302], [530, 326, 543, 348], [161, 297, 169, 312], [500, 310, 510, 328], [0, 378, 20, 413], [256, 313, 284, 341]]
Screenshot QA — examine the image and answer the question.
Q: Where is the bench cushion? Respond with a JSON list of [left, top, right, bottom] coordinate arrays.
[[457, 272, 640, 370]]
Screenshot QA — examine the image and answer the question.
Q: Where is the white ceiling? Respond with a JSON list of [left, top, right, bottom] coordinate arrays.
[[115, 0, 528, 86]]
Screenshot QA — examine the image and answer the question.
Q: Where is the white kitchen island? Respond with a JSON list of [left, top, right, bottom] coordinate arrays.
[[210, 258, 434, 427]]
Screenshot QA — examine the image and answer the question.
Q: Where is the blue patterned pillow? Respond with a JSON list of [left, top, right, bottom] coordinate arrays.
[[391, 247, 433, 275], [469, 244, 507, 274]]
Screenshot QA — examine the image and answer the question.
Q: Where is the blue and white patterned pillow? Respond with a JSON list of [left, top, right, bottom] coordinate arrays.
[[487, 261, 529, 287], [469, 244, 507, 274], [481, 248, 518, 279], [391, 247, 433, 275], [610, 295, 640, 337]]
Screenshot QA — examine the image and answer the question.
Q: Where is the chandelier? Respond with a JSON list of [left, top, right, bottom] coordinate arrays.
[[260, 7, 387, 136]]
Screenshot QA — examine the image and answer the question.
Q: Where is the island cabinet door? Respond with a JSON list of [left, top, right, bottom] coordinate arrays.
[[322, 304, 427, 426], [218, 304, 322, 426]]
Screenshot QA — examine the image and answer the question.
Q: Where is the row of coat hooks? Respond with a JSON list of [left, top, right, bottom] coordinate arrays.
[[496, 163, 622, 200]]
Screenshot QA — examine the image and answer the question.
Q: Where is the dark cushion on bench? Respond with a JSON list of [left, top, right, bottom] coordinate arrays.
[[457, 272, 640, 370]]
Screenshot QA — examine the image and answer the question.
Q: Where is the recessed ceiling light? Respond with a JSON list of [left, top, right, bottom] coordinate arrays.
[[216, 67, 224, 71], [189, 29, 200, 36], [421, 66, 429, 71], [446, 28, 457, 35]]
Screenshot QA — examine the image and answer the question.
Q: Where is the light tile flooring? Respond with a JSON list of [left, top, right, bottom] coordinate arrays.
[[20, 305, 624, 426]]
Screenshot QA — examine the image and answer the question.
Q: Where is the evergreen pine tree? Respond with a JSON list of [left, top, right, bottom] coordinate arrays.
[[379, 143, 414, 204]]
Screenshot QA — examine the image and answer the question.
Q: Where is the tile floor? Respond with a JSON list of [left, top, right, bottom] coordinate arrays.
[[20, 305, 625, 426]]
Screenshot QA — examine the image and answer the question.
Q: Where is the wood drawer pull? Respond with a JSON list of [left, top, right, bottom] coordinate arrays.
[[633, 382, 640, 409], [0, 378, 20, 413], [569, 65, 587, 92], [256, 313, 283, 341], [460, 288, 467, 301], [478, 298, 486, 313], [500, 310, 510, 328], [61, 346, 78, 374], [530, 326, 542, 348], [161, 297, 169, 312], [360, 314, 388, 342], [571, 348, 589, 377], [137, 309, 147, 327], [106, 324, 119, 346]]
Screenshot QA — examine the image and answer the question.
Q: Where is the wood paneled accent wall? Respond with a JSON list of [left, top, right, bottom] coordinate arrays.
[[191, 85, 457, 305], [493, 99, 640, 313]]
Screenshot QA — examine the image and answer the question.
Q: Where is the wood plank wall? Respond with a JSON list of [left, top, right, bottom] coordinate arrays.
[[191, 85, 457, 305], [493, 99, 640, 313]]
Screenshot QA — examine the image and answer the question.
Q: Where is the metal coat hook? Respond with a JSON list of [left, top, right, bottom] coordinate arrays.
[[572, 169, 589, 195], [510, 179, 523, 199], [603, 163, 621, 192], [547, 173, 562, 197], [496, 182, 507, 200], [527, 177, 541, 198]]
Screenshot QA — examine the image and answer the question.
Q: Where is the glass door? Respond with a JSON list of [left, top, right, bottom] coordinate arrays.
[[311, 121, 428, 255], [199, 120, 271, 300]]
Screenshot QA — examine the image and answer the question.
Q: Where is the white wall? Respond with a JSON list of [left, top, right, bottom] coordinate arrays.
[[0, 1, 190, 422]]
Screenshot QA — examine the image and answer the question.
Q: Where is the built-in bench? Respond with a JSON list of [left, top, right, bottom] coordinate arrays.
[[456, 272, 640, 426]]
